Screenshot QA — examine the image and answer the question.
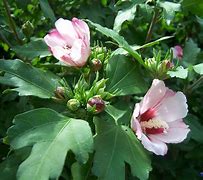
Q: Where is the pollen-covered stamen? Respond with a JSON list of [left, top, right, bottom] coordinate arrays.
[[140, 118, 169, 134], [140, 108, 156, 122]]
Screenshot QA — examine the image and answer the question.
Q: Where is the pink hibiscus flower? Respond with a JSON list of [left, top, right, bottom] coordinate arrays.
[[131, 79, 190, 155], [44, 18, 90, 67]]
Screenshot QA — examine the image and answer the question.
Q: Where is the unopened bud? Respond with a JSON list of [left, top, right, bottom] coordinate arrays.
[[172, 45, 183, 59], [54, 87, 65, 99], [91, 59, 102, 71], [87, 96, 105, 114], [162, 60, 174, 70], [67, 99, 80, 111]]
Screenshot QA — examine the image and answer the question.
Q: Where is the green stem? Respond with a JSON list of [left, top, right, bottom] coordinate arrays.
[[0, 29, 12, 47], [186, 76, 203, 92], [145, 8, 159, 43], [3, 0, 22, 44]]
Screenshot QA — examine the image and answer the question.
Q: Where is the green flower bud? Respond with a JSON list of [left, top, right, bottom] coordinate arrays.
[[67, 99, 80, 111]]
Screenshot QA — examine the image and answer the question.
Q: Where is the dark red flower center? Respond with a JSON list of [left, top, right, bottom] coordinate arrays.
[[139, 109, 168, 135], [140, 108, 156, 122]]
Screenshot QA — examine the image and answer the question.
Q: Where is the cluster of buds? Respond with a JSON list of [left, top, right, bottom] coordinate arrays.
[[145, 57, 173, 79], [145, 45, 183, 79], [54, 77, 107, 114], [89, 45, 111, 71]]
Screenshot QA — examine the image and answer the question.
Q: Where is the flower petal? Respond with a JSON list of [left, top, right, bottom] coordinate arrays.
[[141, 134, 168, 155], [72, 17, 90, 41], [150, 120, 190, 143], [157, 92, 188, 122], [131, 103, 142, 139], [140, 79, 167, 114], [55, 18, 77, 46], [44, 29, 66, 47], [50, 46, 75, 66]]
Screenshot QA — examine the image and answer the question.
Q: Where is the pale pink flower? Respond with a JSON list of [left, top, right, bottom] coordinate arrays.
[[44, 18, 90, 67], [131, 79, 190, 155], [172, 45, 183, 59]]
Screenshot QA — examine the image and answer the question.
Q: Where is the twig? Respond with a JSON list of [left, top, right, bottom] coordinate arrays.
[[145, 8, 159, 43], [3, 0, 22, 44], [186, 76, 203, 93]]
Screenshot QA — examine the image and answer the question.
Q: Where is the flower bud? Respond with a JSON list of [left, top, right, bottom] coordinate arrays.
[[87, 96, 105, 114], [91, 59, 102, 71], [54, 87, 65, 99], [67, 99, 80, 111], [160, 60, 174, 71], [172, 45, 183, 59]]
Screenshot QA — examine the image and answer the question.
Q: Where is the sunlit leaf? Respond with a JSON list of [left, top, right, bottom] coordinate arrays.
[[159, 1, 180, 24], [113, 0, 144, 32], [8, 108, 93, 180], [167, 66, 188, 79], [193, 63, 203, 75]]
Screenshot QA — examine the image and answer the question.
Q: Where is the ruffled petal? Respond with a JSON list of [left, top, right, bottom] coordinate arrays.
[[157, 92, 188, 122], [140, 79, 167, 114], [150, 119, 190, 143], [141, 134, 168, 155]]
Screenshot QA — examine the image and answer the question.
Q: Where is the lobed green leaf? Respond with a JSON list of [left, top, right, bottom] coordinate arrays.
[[8, 108, 93, 180], [93, 118, 151, 180]]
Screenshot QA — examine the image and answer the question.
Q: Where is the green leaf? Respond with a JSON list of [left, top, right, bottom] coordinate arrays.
[[167, 66, 188, 79], [16, 0, 31, 8], [112, 36, 173, 56], [182, 39, 200, 66], [8, 108, 93, 180], [0, 59, 60, 98], [105, 105, 127, 122], [182, 0, 203, 17], [12, 39, 51, 60], [106, 55, 147, 95], [71, 159, 95, 180], [159, 1, 180, 24], [185, 114, 203, 143], [113, 0, 144, 32], [0, 148, 30, 180], [193, 63, 203, 75], [87, 20, 144, 65], [39, 0, 56, 23], [0, 155, 19, 180], [93, 117, 151, 180]]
